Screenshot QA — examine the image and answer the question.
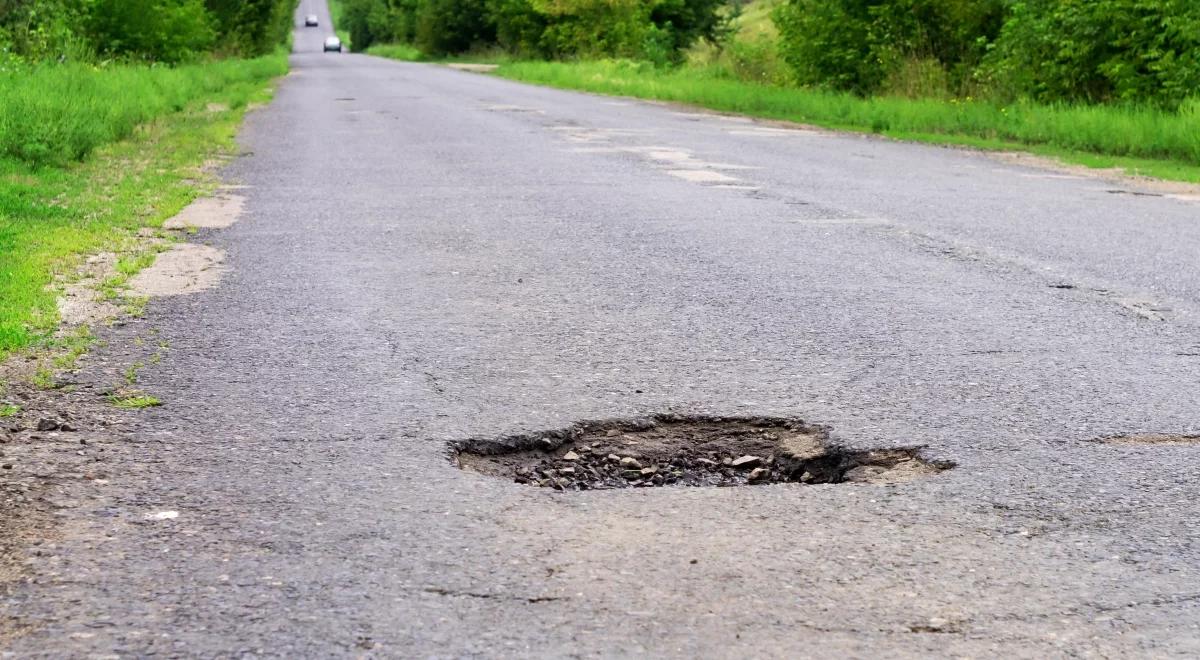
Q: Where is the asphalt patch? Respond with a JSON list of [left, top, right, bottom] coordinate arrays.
[[454, 415, 952, 490]]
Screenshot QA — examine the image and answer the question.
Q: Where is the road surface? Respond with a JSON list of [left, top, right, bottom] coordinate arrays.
[[8, 0, 1200, 656]]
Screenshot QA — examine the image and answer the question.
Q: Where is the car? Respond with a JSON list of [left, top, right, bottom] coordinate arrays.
[[304, 15, 319, 27], [323, 36, 342, 52]]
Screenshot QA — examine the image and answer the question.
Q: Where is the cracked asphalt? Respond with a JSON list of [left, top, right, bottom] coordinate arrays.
[[8, 0, 1200, 656]]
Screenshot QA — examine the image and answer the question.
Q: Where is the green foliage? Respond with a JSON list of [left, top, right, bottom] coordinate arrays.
[[773, 0, 1004, 95], [0, 0, 294, 63], [981, 0, 1200, 108], [85, 0, 215, 63], [0, 54, 286, 355], [416, 0, 494, 55], [771, 0, 1200, 108], [0, 0, 90, 62], [205, 0, 296, 57], [336, 0, 728, 60], [0, 56, 284, 166]]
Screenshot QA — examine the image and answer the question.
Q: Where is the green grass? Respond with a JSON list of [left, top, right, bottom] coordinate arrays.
[[108, 392, 162, 409], [367, 43, 426, 61], [492, 60, 1200, 182], [0, 54, 287, 359], [0, 404, 19, 417]]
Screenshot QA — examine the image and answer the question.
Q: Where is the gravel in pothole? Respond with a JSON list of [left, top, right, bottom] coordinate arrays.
[[454, 415, 952, 490]]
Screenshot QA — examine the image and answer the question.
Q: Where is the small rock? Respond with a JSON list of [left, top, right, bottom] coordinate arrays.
[[721, 457, 733, 466], [607, 454, 622, 463], [562, 450, 580, 461], [36, 418, 60, 432], [1, 464, 11, 470], [730, 455, 763, 469], [639, 466, 658, 476], [59, 422, 77, 432], [558, 466, 576, 475], [799, 471, 815, 483], [747, 467, 770, 483], [605, 429, 621, 437], [695, 458, 718, 467], [621, 470, 643, 480], [619, 457, 643, 470]]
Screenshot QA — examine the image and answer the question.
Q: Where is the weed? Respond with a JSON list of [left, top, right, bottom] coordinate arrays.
[[108, 392, 162, 409], [31, 367, 56, 390], [0, 404, 19, 417], [123, 362, 144, 386], [124, 296, 149, 318]]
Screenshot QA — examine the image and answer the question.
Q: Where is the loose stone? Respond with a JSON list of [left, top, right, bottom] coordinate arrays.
[[730, 455, 763, 469]]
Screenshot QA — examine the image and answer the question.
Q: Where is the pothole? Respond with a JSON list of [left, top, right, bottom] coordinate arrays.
[[1099, 433, 1200, 445], [453, 415, 952, 490]]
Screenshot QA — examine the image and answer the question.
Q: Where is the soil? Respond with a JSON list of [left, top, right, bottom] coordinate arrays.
[[1098, 433, 1200, 445], [454, 414, 952, 490]]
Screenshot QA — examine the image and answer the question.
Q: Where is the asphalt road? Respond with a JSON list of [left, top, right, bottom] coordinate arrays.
[[9, 0, 1200, 656]]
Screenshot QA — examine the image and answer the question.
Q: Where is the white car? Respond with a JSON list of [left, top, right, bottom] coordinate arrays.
[[304, 15, 319, 27], [323, 36, 342, 52]]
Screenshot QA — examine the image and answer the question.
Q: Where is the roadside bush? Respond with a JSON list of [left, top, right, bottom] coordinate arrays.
[[1, 0, 293, 63], [980, 0, 1200, 108], [205, 0, 295, 57], [85, 0, 215, 63], [416, 0, 495, 55], [773, 0, 1004, 96]]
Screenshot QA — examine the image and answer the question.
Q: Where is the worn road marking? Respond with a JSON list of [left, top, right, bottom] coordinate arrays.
[[128, 244, 226, 297], [164, 192, 245, 230], [665, 170, 740, 184]]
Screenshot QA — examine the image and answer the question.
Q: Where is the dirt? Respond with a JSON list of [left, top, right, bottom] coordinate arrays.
[[56, 253, 126, 326], [988, 151, 1200, 198], [1098, 433, 1200, 445], [454, 415, 952, 490]]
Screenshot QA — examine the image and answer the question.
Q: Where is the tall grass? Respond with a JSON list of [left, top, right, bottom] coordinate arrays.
[[497, 60, 1200, 168], [0, 56, 287, 167], [0, 54, 285, 355]]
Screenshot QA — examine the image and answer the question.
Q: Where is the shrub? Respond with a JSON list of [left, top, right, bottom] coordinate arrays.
[[980, 0, 1200, 108], [773, 0, 1004, 95], [85, 0, 215, 63]]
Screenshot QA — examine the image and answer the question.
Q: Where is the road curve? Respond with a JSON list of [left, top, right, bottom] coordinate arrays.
[[9, 0, 1200, 656]]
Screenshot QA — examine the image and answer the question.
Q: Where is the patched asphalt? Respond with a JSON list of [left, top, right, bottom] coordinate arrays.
[[7, 0, 1200, 655]]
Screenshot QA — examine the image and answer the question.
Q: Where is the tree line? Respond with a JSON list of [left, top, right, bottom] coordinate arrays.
[[340, 0, 730, 64], [774, 0, 1200, 108], [0, 0, 294, 63], [343, 0, 1199, 109]]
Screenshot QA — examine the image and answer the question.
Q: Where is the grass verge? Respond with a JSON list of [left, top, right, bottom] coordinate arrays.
[[488, 60, 1200, 182], [0, 54, 287, 359]]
